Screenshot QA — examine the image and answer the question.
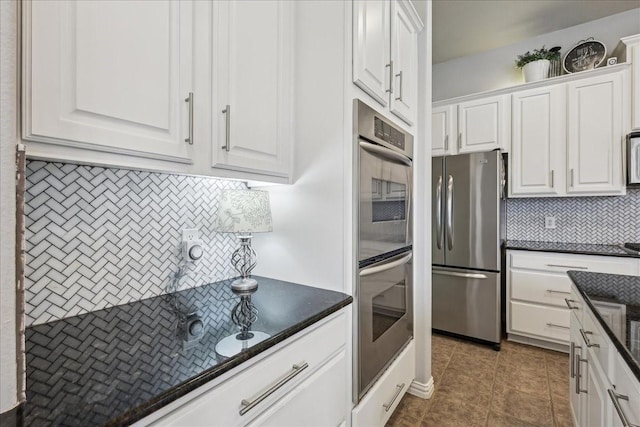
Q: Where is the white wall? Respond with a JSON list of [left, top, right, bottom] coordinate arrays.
[[433, 8, 640, 101], [0, 0, 19, 413]]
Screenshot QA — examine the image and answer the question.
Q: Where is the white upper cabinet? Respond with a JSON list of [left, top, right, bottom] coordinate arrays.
[[567, 72, 625, 195], [457, 95, 509, 154], [510, 85, 566, 197], [353, 0, 423, 126], [353, 0, 391, 107], [23, 0, 195, 163], [389, 0, 420, 125], [431, 105, 456, 156], [211, 0, 292, 179]]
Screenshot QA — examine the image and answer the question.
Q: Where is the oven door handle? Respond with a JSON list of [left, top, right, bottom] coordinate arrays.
[[360, 252, 412, 277], [359, 140, 412, 167]]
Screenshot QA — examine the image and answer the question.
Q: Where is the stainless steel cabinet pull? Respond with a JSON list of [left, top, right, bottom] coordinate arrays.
[[546, 264, 588, 270], [394, 71, 403, 101], [564, 298, 578, 310], [239, 362, 308, 415], [569, 342, 581, 378], [436, 175, 443, 250], [458, 132, 462, 150], [386, 62, 393, 94], [546, 323, 569, 330], [550, 170, 554, 188], [383, 383, 405, 412], [185, 92, 194, 145], [446, 175, 454, 250], [580, 328, 600, 348], [444, 134, 449, 151], [222, 104, 231, 152], [546, 289, 570, 295], [570, 168, 575, 187], [575, 355, 587, 394], [608, 389, 640, 427]]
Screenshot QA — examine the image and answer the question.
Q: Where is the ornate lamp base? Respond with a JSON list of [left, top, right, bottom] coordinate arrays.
[[231, 277, 258, 293]]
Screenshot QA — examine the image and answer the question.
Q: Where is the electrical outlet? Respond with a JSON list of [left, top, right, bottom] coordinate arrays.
[[545, 217, 556, 229], [182, 229, 199, 242]]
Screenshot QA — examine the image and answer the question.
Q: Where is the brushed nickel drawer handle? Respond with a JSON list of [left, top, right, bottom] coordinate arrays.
[[394, 71, 403, 101], [575, 355, 587, 394], [239, 362, 309, 415], [570, 342, 581, 378], [565, 298, 579, 310], [185, 92, 194, 145], [546, 264, 588, 270], [386, 62, 393, 94], [580, 328, 600, 348], [383, 383, 405, 412], [546, 322, 569, 330], [222, 104, 231, 152], [608, 389, 640, 427], [546, 289, 570, 295]]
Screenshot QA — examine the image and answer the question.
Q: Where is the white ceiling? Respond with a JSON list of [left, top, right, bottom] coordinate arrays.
[[433, 0, 640, 64]]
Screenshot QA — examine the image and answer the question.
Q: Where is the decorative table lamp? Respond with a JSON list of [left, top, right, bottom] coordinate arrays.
[[216, 189, 273, 292], [215, 189, 272, 360]]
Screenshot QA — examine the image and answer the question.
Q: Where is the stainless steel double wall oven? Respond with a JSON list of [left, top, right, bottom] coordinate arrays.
[[354, 100, 413, 402]]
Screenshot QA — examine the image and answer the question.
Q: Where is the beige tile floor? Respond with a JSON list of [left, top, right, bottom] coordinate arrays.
[[386, 333, 572, 427]]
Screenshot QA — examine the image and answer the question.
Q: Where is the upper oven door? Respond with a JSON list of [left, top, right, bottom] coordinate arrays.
[[358, 140, 412, 264]]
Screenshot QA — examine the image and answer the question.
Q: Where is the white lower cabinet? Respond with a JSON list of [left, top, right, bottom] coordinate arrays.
[[569, 284, 640, 427], [507, 250, 638, 348], [135, 310, 348, 427], [352, 340, 415, 427]]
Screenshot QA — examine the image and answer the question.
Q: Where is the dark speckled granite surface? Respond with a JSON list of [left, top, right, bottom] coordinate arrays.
[[506, 240, 640, 258], [568, 271, 640, 381], [23, 276, 352, 427]]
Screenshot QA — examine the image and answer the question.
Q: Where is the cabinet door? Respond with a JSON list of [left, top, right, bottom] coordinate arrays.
[[353, 0, 391, 107], [510, 85, 566, 196], [567, 72, 626, 195], [431, 105, 455, 156], [389, 0, 420, 125], [584, 349, 612, 427], [213, 0, 292, 178], [23, 0, 194, 163], [570, 318, 585, 427], [622, 35, 640, 130], [457, 95, 508, 154]]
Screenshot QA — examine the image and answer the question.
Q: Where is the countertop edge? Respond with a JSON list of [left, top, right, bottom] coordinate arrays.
[[106, 295, 353, 427], [505, 242, 639, 259], [567, 272, 640, 383]]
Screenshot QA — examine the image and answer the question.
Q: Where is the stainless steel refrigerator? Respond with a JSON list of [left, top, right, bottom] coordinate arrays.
[[432, 150, 505, 348]]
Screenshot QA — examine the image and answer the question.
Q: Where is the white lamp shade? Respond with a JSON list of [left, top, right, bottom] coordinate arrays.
[[217, 190, 273, 233]]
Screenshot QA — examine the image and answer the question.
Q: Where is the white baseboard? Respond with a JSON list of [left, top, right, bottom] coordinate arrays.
[[407, 377, 434, 399]]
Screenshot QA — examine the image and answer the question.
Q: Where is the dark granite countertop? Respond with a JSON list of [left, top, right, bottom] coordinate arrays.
[[567, 271, 640, 381], [506, 240, 640, 258], [24, 276, 352, 427]]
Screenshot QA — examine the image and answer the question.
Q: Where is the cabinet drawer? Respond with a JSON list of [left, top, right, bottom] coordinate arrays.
[[248, 350, 347, 427], [510, 269, 571, 307], [509, 251, 638, 276], [509, 301, 570, 343], [611, 354, 640, 427], [352, 340, 415, 427], [149, 312, 347, 426]]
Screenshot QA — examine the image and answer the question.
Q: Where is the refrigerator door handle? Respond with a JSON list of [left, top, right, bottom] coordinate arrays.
[[433, 269, 488, 280], [436, 175, 443, 249], [446, 175, 454, 250]]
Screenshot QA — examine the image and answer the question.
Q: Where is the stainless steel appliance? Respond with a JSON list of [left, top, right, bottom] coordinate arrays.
[[628, 132, 640, 186], [432, 151, 505, 348], [354, 100, 413, 402]]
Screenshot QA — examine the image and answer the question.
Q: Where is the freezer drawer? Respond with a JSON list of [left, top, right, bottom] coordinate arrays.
[[432, 267, 500, 344]]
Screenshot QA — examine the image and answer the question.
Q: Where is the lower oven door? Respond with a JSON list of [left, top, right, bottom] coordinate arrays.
[[357, 250, 413, 401]]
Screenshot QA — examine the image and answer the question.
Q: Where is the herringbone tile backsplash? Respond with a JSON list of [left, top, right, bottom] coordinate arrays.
[[506, 189, 640, 244], [25, 161, 246, 326]]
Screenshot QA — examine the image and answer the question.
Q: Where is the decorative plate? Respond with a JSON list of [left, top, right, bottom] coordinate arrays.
[[563, 38, 607, 73]]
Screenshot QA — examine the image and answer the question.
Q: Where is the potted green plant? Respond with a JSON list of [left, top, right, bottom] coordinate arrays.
[[515, 46, 561, 82]]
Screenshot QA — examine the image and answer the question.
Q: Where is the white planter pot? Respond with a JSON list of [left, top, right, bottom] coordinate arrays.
[[522, 59, 550, 82]]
